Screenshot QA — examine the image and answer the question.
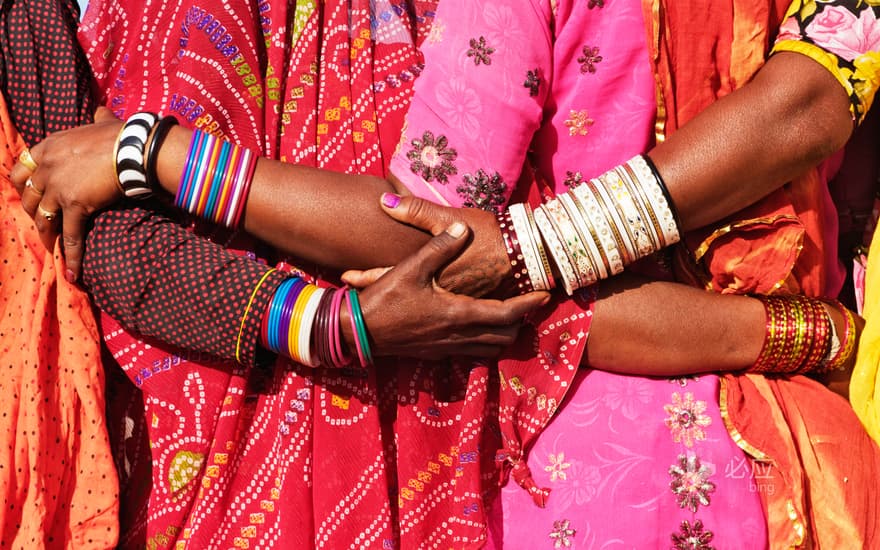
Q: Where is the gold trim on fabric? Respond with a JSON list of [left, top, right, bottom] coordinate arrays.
[[692, 214, 801, 262], [718, 377, 771, 462]]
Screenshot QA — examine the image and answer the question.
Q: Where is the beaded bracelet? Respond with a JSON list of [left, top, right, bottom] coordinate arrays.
[[115, 112, 159, 199], [175, 129, 258, 228]]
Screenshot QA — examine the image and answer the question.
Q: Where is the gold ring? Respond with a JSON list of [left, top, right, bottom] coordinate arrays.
[[36, 204, 58, 222], [18, 148, 37, 171], [25, 177, 44, 196]]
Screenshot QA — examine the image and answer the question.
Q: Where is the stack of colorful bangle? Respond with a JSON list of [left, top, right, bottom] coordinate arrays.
[[261, 280, 372, 368], [749, 295, 857, 375], [501, 155, 680, 295], [176, 128, 258, 228]]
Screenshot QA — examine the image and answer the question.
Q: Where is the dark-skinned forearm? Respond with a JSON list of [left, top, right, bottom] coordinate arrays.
[[154, 127, 430, 270], [651, 52, 853, 231]]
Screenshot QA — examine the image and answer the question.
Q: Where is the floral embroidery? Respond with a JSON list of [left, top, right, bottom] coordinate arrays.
[[669, 454, 716, 513], [564, 110, 594, 136], [426, 19, 445, 44], [671, 519, 715, 550], [577, 45, 603, 74], [562, 171, 583, 188], [524, 68, 541, 96], [669, 375, 699, 387], [663, 392, 712, 448], [466, 36, 495, 66], [544, 452, 572, 482], [456, 169, 507, 213], [553, 462, 603, 506], [549, 519, 576, 548], [603, 376, 653, 420], [436, 78, 482, 137], [588, 0, 605, 8], [406, 131, 458, 183]]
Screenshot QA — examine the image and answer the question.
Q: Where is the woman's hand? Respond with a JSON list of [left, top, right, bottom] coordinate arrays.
[[10, 107, 124, 281], [344, 193, 514, 298], [352, 221, 548, 359]]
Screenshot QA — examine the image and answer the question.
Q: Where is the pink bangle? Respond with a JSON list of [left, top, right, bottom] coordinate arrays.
[[330, 286, 349, 367]]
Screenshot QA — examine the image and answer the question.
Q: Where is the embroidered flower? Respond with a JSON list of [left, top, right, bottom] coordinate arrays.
[[466, 36, 495, 66], [426, 19, 446, 44], [669, 454, 716, 513], [436, 78, 482, 138], [544, 452, 572, 482], [804, 6, 880, 62], [553, 462, 602, 507], [484, 4, 525, 47], [663, 392, 712, 447], [603, 376, 653, 420], [577, 45, 603, 73], [406, 131, 458, 183], [562, 171, 583, 188], [588, 0, 605, 8], [549, 519, 576, 548], [524, 68, 541, 97], [669, 375, 699, 387], [564, 110, 594, 136], [456, 169, 507, 213], [671, 519, 715, 550]]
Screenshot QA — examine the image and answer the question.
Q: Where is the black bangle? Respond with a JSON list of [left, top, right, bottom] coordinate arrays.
[[144, 115, 179, 192], [641, 153, 682, 230]]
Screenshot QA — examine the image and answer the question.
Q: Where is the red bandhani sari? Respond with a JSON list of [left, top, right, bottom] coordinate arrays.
[[80, 1, 591, 547]]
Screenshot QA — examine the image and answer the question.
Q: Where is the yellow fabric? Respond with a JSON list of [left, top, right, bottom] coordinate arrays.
[[851, 228, 880, 443], [772, 38, 880, 125]]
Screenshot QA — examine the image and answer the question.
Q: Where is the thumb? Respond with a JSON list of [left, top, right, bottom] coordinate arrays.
[[94, 106, 118, 122], [341, 266, 393, 288], [380, 193, 454, 236], [404, 222, 470, 285]]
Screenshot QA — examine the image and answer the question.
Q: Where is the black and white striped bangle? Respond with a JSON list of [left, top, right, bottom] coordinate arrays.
[[115, 112, 158, 199]]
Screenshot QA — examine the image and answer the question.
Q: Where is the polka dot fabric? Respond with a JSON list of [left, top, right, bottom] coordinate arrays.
[[0, 0, 95, 146], [83, 206, 287, 367], [0, 93, 118, 547]]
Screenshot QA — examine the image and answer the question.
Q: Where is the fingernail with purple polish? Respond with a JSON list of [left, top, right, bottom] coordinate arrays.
[[65, 269, 76, 284], [381, 193, 401, 209]]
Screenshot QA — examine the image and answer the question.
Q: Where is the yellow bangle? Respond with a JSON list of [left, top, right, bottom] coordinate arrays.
[[236, 268, 277, 363]]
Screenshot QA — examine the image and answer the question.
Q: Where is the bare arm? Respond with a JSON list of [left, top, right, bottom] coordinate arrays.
[[652, 52, 853, 231]]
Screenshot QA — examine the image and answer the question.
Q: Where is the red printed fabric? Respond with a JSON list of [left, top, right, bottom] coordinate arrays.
[[78, 1, 594, 547]]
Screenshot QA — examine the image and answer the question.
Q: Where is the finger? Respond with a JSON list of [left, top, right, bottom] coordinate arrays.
[[94, 106, 118, 122], [341, 266, 393, 288], [459, 291, 551, 326], [9, 160, 33, 195], [33, 197, 61, 252], [19, 172, 46, 218], [398, 222, 470, 285], [60, 207, 88, 282], [380, 193, 455, 236]]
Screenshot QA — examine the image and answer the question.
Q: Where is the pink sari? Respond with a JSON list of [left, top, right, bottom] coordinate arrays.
[[388, 0, 767, 547]]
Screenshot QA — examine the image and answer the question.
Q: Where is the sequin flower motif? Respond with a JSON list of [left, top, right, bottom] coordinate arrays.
[[524, 68, 541, 96], [467, 36, 495, 66], [671, 519, 715, 550], [407, 131, 458, 183], [549, 519, 576, 548], [564, 110, 594, 136], [577, 45, 603, 74], [456, 169, 507, 213], [669, 454, 716, 513], [663, 392, 712, 448], [563, 171, 584, 188], [544, 452, 572, 482], [588, 0, 605, 8]]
